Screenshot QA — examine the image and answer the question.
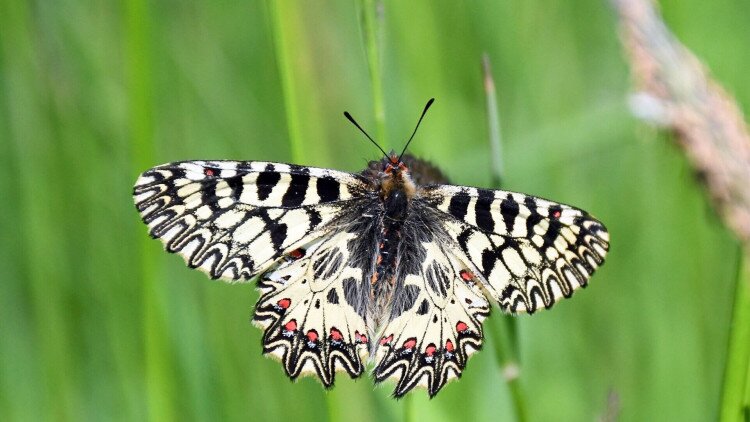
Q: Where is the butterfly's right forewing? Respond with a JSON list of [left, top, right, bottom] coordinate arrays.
[[422, 185, 609, 314]]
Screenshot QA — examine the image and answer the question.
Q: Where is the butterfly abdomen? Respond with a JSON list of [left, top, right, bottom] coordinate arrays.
[[367, 155, 438, 330], [369, 168, 413, 323]]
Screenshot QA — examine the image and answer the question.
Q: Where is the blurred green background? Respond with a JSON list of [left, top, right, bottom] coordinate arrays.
[[1, 0, 748, 420]]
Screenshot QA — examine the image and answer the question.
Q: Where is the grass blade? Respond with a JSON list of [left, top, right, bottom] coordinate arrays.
[[359, 0, 387, 148], [125, 0, 176, 419], [268, 0, 304, 161], [483, 53, 528, 422], [720, 250, 750, 421]]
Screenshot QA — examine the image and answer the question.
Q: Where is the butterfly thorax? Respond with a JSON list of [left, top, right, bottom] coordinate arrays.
[[380, 162, 416, 202]]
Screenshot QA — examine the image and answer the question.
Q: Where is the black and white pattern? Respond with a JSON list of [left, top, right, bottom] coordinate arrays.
[[133, 154, 609, 398]]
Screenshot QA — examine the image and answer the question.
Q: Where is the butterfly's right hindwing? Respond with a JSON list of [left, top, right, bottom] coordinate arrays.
[[372, 239, 490, 398], [133, 160, 371, 281]]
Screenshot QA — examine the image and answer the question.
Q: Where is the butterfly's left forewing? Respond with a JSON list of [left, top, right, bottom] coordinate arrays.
[[133, 160, 370, 281]]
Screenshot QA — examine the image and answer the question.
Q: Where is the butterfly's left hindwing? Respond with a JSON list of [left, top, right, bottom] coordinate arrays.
[[253, 229, 373, 385], [133, 160, 370, 281]]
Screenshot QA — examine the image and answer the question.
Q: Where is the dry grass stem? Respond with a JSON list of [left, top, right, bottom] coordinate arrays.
[[614, 0, 750, 243]]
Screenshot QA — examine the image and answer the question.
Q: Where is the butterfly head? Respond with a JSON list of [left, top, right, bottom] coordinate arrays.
[[383, 152, 409, 175], [379, 152, 416, 202], [344, 98, 433, 200]]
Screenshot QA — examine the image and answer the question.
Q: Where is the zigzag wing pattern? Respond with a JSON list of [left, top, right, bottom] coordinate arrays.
[[133, 160, 370, 281], [373, 241, 489, 397], [422, 185, 609, 314], [253, 230, 372, 386]]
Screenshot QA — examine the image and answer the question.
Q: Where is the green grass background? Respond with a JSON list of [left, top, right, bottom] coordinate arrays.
[[1, 0, 748, 420]]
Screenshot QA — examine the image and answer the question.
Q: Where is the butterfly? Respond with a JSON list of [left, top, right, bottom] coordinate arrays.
[[132, 99, 609, 397]]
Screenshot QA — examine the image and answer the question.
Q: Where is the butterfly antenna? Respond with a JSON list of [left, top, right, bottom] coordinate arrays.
[[344, 111, 389, 160], [398, 98, 434, 162]]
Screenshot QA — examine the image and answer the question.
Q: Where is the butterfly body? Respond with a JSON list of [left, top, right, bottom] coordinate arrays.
[[365, 154, 425, 343], [133, 153, 609, 397]]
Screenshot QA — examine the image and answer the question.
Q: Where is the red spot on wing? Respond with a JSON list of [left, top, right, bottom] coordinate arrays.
[[284, 319, 297, 332], [425, 344, 437, 356], [354, 331, 368, 344], [459, 270, 474, 281], [445, 339, 455, 352], [306, 330, 318, 342], [204, 168, 215, 176], [551, 209, 562, 219], [402, 338, 417, 350], [380, 334, 393, 345], [456, 321, 469, 333], [329, 327, 343, 341], [277, 298, 291, 309], [289, 249, 305, 259]]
